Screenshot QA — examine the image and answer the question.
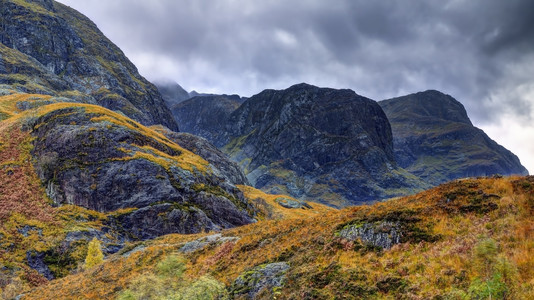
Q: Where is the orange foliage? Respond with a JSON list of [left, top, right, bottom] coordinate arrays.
[[0, 124, 55, 223]]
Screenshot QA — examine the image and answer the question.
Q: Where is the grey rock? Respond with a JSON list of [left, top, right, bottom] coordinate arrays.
[[121, 245, 146, 258], [179, 233, 239, 253], [274, 197, 311, 209], [231, 262, 290, 299], [163, 131, 249, 185], [17, 225, 42, 237], [338, 221, 402, 249], [171, 95, 242, 143], [64, 228, 124, 254], [26, 251, 54, 280]]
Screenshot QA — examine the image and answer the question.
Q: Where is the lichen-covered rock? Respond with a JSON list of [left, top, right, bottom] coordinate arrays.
[[0, 0, 178, 130], [338, 221, 402, 250], [274, 197, 312, 209], [29, 103, 255, 240], [231, 262, 290, 299]]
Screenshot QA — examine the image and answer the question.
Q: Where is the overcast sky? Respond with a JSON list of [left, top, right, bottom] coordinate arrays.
[[57, 0, 534, 173]]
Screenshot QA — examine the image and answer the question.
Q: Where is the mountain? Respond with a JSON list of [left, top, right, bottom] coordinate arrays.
[[0, 0, 178, 130], [379, 90, 529, 185], [154, 81, 190, 107], [173, 83, 426, 207], [22, 175, 534, 299]]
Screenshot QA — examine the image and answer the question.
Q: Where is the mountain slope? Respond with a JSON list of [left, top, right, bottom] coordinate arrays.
[[379, 90, 529, 185], [0, 0, 178, 130], [22, 175, 534, 299]]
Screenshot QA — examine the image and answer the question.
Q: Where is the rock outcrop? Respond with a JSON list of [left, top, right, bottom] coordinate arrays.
[[379, 90, 529, 185], [0, 0, 178, 130], [27, 100, 255, 240], [231, 262, 290, 298]]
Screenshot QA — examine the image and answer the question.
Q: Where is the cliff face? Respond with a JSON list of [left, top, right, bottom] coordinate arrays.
[[0, 0, 178, 130], [379, 90, 529, 184], [173, 83, 426, 207], [171, 95, 242, 144]]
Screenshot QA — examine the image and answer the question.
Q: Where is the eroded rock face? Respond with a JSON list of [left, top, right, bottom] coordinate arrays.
[[379, 90, 529, 185], [30, 105, 255, 239], [231, 262, 290, 299], [0, 0, 178, 130]]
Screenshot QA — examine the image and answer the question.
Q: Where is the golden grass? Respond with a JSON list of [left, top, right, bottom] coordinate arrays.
[[237, 184, 334, 220]]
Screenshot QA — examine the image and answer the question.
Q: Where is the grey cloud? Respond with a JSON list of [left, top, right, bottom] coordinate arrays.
[[57, 0, 533, 125]]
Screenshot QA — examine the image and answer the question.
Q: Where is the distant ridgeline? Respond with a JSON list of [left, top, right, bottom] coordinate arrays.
[[173, 84, 528, 206]]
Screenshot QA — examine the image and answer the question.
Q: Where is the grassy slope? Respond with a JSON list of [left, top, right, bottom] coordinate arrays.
[[0, 91, 329, 298], [20, 174, 534, 299]]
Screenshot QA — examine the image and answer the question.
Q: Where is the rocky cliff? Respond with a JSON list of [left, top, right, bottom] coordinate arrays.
[[379, 90, 529, 184], [0, 0, 178, 130], [171, 94, 242, 143], [173, 83, 426, 206]]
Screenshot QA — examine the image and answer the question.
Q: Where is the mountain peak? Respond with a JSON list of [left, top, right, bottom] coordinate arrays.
[[380, 90, 472, 125], [379, 91, 528, 184]]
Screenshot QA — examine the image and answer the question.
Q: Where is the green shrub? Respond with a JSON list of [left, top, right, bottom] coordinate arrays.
[[156, 255, 186, 279], [170, 276, 229, 300]]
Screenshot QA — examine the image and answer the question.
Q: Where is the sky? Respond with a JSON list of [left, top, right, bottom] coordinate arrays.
[[57, 0, 534, 173]]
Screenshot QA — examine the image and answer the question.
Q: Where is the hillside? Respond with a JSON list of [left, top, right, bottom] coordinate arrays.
[[0, 89, 270, 293], [0, 0, 177, 130], [379, 90, 529, 185], [18, 175, 534, 299], [0, 89, 334, 298], [173, 83, 427, 207]]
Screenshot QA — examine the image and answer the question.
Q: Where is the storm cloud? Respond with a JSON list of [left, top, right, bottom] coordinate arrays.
[[57, 0, 534, 172]]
